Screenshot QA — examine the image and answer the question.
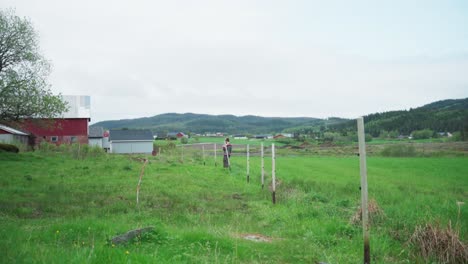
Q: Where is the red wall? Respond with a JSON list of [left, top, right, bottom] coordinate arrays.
[[21, 118, 89, 145]]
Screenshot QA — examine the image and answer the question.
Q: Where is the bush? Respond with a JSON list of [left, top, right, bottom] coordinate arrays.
[[412, 129, 434, 140], [180, 137, 189, 144], [0, 143, 19, 153]]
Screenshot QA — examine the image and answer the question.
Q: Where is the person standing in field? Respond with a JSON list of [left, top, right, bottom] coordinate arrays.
[[223, 138, 232, 168]]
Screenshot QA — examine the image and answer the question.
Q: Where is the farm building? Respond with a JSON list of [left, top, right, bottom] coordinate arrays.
[[102, 130, 110, 150], [19, 95, 91, 145], [20, 118, 89, 145], [154, 132, 167, 140], [233, 134, 247, 139], [88, 126, 104, 148], [254, 134, 272, 139], [109, 129, 154, 154], [0, 124, 30, 145], [274, 133, 292, 139], [167, 132, 186, 139]]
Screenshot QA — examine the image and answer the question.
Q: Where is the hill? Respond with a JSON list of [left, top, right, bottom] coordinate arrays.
[[92, 98, 468, 136], [92, 113, 349, 134], [327, 98, 468, 136]]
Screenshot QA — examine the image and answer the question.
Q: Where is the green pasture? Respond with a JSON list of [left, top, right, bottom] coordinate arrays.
[[0, 148, 466, 263]]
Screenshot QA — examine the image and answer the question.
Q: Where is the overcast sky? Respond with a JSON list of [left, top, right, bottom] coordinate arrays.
[[4, 0, 468, 124]]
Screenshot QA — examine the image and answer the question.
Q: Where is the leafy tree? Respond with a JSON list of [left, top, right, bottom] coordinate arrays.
[[0, 9, 67, 122], [412, 129, 433, 140]]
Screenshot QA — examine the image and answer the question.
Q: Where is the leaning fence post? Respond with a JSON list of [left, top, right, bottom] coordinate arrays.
[[357, 117, 370, 264]]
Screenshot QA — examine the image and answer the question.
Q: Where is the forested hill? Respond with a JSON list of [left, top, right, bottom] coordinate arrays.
[[92, 98, 468, 136], [91, 113, 347, 134], [328, 98, 468, 136]]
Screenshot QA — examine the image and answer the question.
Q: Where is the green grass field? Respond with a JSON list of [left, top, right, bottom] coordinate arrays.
[[0, 147, 467, 263]]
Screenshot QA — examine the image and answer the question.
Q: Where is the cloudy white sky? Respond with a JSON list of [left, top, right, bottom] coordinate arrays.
[[3, 0, 468, 123]]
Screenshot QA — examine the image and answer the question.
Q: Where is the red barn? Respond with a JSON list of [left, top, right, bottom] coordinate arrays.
[[20, 95, 91, 146], [21, 118, 89, 145]]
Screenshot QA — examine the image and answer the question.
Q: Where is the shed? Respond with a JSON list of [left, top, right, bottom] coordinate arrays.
[[89, 126, 104, 148], [0, 124, 30, 145], [109, 129, 154, 154]]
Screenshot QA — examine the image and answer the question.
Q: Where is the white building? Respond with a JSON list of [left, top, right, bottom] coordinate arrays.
[[109, 129, 154, 154]]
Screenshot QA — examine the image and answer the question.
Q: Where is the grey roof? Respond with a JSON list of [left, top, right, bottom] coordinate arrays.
[[89, 126, 104, 138], [109, 129, 154, 141], [0, 124, 29, 136]]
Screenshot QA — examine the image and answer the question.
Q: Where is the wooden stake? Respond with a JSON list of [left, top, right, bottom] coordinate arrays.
[[202, 145, 205, 165], [214, 143, 217, 167], [261, 143, 264, 189], [226, 144, 231, 170], [136, 159, 149, 204], [272, 144, 276, 204], [357, 117, 370, 264], [181, 145, 184, 163], [246, 144, 250, 183]]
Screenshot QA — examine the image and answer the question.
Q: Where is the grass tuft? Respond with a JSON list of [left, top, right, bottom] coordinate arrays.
[[350, 199, 386, 225], [408, 221, 468, 263]]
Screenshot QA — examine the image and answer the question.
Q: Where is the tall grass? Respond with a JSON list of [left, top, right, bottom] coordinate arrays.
[[0, 148, 466, 263]]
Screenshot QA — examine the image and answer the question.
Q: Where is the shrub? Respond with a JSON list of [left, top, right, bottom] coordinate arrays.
[[0, 143, 19, 153], [412, 129, 434, 140], [180, 137, 189, 144]]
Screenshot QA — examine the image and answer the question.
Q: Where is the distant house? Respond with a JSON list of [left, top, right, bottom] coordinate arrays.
[[254, 134, 272, 139], [109, 129, 154, 154], [274, 133, 293, 139], [399, 134, 413, 140], [438, 132, 453, 138], [167, 132, 186, 140], [233, 134, 247, 140], [0, 124, 30, 145], [154, 133, 167, 140], [89, 126, 104, 148]]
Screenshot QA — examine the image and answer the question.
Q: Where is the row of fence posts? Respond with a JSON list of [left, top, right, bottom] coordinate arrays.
[[160, 117, 370, 262], [244, 143, 275, 202]]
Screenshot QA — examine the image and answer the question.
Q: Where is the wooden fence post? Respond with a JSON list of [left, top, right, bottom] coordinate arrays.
[[272, 144, 276, 204], [247, 144, 250, 183], [181, 145, 184, 163], [202, 145, 205, 165], [261, 143, 264, 189], [357, 117, 370, 264], [214, 143, 217, 167]]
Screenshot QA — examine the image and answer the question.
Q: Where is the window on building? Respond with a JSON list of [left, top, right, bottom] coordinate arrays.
[[70, 136, 77, 143], [51, 136, 58, 142]]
